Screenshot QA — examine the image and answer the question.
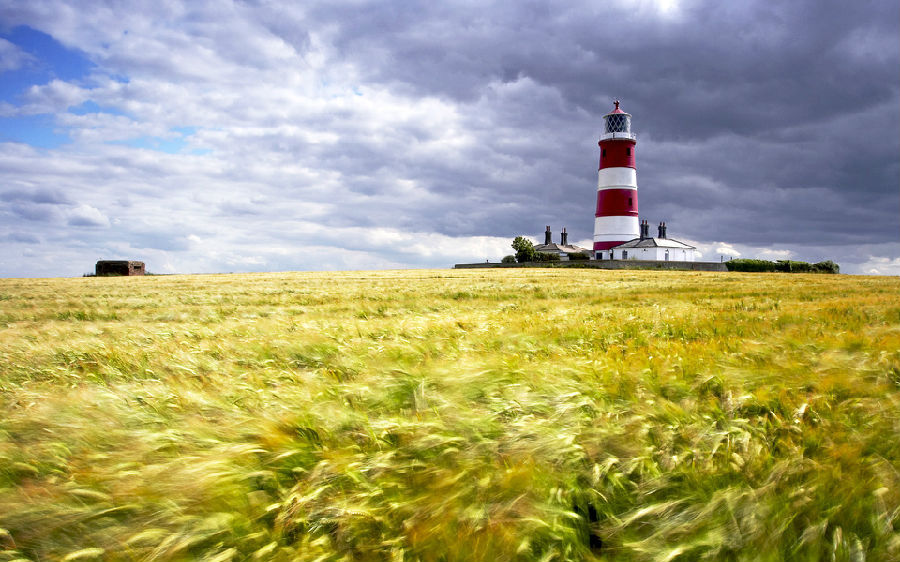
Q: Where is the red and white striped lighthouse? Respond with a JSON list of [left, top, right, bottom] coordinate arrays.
[[593, 100, 639, 257]]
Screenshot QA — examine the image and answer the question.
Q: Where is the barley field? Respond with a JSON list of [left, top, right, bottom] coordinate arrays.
[[1, 269, 898, 561]]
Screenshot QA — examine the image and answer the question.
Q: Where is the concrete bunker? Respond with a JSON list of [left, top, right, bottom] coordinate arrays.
[[95, 260, 145, 276]]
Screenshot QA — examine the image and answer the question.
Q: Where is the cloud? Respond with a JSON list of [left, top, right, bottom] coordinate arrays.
[[715, 243, 741, 257], [0, 36, 35, 72], [2, 186, 70, 204], [858, 256, 900, 276], [2, 232, 40, 244], [66, 204, 109, 228], [13, 79, 90, 115], [0, 1, 896, 277]]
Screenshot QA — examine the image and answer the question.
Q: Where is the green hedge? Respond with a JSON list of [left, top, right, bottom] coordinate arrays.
[[534, 252, 561, 262], [812, 260, 840, 274], [725, 259, 775, 272], [726, 258, 839, 274]]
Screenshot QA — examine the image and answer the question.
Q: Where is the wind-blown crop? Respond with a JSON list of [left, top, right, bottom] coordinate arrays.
[[1, 270, 898, 561]]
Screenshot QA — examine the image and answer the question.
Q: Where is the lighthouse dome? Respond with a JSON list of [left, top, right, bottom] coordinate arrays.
[[601, 100, 635, 141]]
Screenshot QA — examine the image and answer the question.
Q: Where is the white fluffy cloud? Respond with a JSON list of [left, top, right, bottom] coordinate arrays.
[[858, 256, 900, 276], [715, 243, 741, 257], [66, 204, 109, 228]]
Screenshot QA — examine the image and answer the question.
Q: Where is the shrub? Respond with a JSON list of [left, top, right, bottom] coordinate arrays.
[[727, 258, 840, 274], [567, 252, 590, 260], [776, 260, 813, 273], [511, 236, 535, 263], [813, 260, 840, 274], [501, 255, 516, 264], [534, 252, 560, 262], [726, 259, 777, 272]]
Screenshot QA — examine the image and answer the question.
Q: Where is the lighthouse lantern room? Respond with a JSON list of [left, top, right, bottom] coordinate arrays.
[[593, 100, 639, 259]]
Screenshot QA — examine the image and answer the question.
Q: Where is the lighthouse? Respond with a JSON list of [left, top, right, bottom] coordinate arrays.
[[593, 100, 639, 259]]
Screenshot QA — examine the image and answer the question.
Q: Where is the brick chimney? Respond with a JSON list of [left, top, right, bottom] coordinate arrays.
[[658, 222, 667, 239], [545, 226, 552, 245], [561, 228, 568, 246]]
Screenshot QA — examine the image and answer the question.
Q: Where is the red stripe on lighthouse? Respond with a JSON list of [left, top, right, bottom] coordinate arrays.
[[593, 240, 623, 251], [595, 188, 638, 217], [598, 140, 636, 170]]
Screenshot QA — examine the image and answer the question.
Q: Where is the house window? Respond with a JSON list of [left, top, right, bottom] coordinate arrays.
[[665, 250, 670, 261], [623, 251, 628, 259]]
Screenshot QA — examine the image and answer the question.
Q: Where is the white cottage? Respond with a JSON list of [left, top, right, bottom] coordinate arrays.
[[598, 221, 696, 262]]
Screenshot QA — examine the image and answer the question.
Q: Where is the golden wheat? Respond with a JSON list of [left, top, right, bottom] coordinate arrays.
[[0, 270, 898, 561]]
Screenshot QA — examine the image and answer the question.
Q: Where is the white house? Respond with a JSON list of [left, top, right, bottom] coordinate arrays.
[[597, 221, 696, 262]]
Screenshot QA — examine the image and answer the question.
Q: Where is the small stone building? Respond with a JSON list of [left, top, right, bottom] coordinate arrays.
[[95, 260, 145, 276]]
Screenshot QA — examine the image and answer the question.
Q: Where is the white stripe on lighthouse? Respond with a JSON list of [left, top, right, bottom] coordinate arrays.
[[593, 216, 639, 241], [597, 167, 637, 190]]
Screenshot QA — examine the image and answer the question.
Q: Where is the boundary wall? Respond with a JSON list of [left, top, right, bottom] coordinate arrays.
[[454, 260, 728, 272]]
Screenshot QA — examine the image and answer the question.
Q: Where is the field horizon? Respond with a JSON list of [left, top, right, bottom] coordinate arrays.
[[1, 269, 898, 561]]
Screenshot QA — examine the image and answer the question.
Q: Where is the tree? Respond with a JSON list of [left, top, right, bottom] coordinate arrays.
[[501, 255, 517, 264], [511, 236, 535, 263]]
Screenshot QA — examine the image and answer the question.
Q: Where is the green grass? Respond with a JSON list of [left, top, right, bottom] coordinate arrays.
[[1, 270, 898, 561]]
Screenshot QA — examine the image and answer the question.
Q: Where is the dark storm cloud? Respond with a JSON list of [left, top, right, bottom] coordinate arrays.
[[301, 0, 898, 251], [317, 1, 897, 133]]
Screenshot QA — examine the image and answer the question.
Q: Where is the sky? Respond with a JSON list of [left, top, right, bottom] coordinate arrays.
[[0, 0, 898, 277]]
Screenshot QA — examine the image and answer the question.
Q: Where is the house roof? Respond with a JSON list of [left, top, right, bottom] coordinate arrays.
[[611, 237, 696, 250], [534, 243, 591, 254]]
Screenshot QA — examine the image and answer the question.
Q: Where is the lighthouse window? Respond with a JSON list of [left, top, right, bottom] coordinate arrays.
[[626, 147, 631, 155], [606, 114, 628, 133], [602, 149, 606, 157], [628, 197, 632, 206]]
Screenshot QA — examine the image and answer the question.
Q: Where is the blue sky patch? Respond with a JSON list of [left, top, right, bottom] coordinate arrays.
[[104, 128, 202, 154], [0, 114, 69, 147], [69, 100, 130, 117], [0, 26, 95, 103], [107, 136, 187, 154]]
